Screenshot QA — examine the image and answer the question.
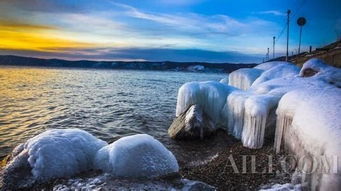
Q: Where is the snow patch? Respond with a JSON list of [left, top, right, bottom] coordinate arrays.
[[251, 63, 300, 88], [94, 134, 179, 178]]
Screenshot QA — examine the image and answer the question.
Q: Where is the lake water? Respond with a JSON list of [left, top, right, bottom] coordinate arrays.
[[0, 66, 225, 159]]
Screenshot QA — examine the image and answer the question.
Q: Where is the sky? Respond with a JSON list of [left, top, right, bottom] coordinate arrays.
[[0, 0, 340, 63]]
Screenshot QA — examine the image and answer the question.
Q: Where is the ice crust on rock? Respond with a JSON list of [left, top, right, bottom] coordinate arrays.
[[228, 68, 263, 90], [2, 129, 107, 184], [176, 81, 237, 126], [94, 134, 179, 178], [168, 104, 215, 140]]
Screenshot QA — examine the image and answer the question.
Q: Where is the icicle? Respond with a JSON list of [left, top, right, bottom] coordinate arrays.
[[273, 113, 293, 154], [241, 95, 279, 149], [227, 91, 251, 139]]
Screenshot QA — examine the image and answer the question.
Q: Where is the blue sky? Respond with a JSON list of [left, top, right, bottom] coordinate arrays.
[[0, 0, 340, 63]]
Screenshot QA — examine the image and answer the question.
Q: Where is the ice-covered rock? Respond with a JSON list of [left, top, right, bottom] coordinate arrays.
[[299, 58, 341, 87], [176, 81, 237, 127], [251, 63, 300, 88], [273, 86, 341, 190], [94, 134, 179, 178], [1, 129, 107, 189], [168, 104, 215, 140], [274, 89, 318, 153], [228, 68, 263, 90]]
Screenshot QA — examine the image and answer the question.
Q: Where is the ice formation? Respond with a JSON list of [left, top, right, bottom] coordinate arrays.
[[3, 129, 107, 183], [219, 74, 229, 85], [299, 58, 341, 87], [241, 94, 279, 148], [228, 68, 263, 90], [176, 81, 237, 126], [251, 63, 300, 87], [226, 90, 251, 139], [94, 134, 179, 178], [289, 88, 341, 190], [254, 61, 291, 71], [274, 89, 316, 153], [271, 85, 341, 190]]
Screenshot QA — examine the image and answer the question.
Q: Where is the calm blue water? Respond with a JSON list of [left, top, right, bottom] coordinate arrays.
[[0, 67, 225, 158]]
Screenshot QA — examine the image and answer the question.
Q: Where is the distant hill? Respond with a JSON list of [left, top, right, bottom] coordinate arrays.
[[0, 55, 257, 73]]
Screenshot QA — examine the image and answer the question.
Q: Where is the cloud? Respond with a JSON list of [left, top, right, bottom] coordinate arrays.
[[258, 10, 286, 16], [0, 19, 95, 51], [111, 2, 274, 37]]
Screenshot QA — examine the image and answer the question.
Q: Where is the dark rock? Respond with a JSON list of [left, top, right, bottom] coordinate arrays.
[[168, 105, 215, 140]]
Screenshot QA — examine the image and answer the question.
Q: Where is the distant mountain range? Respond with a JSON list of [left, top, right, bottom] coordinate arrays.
[[0, 55, 257, 73]]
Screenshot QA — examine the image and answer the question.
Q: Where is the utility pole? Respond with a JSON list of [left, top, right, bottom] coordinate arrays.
[[286, 9, 291, 61], [267, 48, 270, 60], [273, 36, 276, 58]]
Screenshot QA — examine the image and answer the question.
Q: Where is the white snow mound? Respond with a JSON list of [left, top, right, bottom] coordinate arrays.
[[299, 58, 341, 87], [251, 63, 300, 87], [254, 61, 292, 71], [15, 129, 107, 181], [94, 134, 179, 178]]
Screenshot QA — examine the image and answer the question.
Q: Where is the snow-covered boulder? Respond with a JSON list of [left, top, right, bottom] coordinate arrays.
[[94, 134, 179, 178], [176, 81, 237, 127], [273, 87, 341, 190], [228, 68, 263, 90], [251, 63, 300, 88], [168, 105, 215, 140], [273, 89, 319, 153], [1, 129, 107, 189], [299, 58, 341, 87]]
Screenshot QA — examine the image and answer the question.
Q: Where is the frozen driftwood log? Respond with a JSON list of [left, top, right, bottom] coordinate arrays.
[[168, 104, 215, 140]]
